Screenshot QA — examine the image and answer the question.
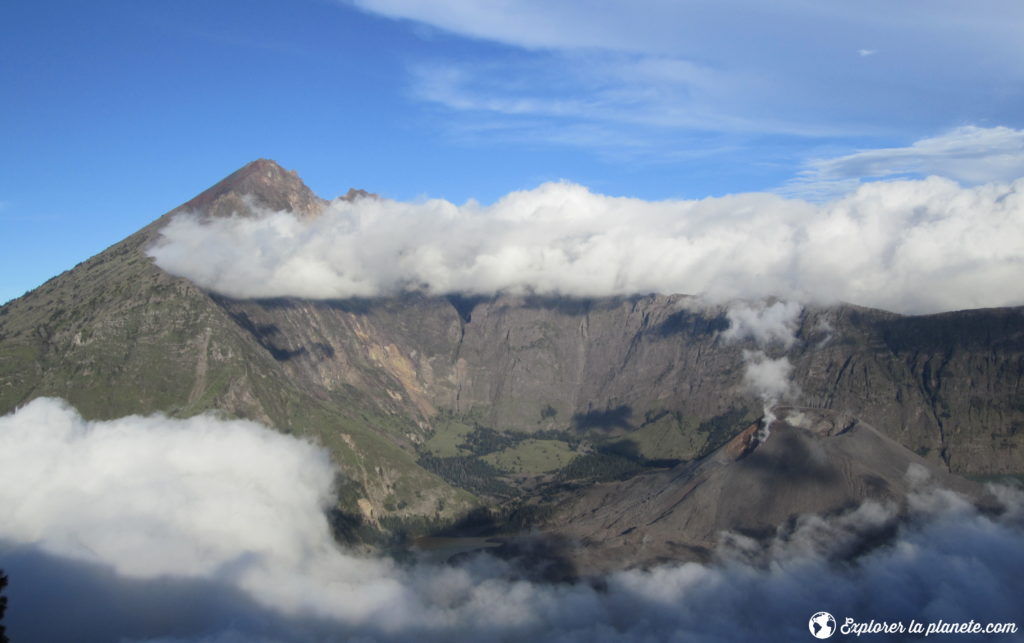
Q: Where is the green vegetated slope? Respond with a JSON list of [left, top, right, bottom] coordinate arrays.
[[482, 439, 577, 474], [4, 158, 1024, 541]]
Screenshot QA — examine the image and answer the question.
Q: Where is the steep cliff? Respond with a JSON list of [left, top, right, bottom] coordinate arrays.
[[211, 292, 1024, 478]]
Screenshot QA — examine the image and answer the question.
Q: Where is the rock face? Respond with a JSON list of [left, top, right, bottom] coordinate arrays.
[[1, 159, 1022, 538], [177, 158, 329, 221], [543, 407, 985, 574], [212, 292, 1024, 476]]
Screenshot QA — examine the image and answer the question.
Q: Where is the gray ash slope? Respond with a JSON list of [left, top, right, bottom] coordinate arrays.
[[543, 406, 990, 575], [1, 159, 1022, 560]]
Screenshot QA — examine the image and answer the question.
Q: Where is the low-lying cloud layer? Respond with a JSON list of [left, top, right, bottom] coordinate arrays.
[[149, 175, 1024, 314], [2, 399, 1022, 642]]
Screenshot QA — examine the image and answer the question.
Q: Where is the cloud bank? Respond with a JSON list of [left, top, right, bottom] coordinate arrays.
[[2, 399, 1023, 642], [150, 175, 1024, 314]]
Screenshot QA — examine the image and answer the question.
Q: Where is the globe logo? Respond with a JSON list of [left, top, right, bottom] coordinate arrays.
[[809, 612, 837, 639]]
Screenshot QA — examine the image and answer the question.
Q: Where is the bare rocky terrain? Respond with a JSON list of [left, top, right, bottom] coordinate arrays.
[[542, 406, 988, 575]]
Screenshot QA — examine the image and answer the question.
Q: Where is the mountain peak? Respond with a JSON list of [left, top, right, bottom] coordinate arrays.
[[178, 158, 327, 220]]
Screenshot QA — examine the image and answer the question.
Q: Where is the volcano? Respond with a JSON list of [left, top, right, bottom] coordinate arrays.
[[1, 159, 1022, 560]]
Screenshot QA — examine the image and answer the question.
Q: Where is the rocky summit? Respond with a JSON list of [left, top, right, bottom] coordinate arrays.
[[2, 159, 1022, 566]]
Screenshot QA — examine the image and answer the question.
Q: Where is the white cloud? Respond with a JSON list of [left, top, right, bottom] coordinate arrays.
[[787, 126, 1024, 200], [0, 399, 340, 591], [2, 399, 1023, 641], [149, 175, 1024, 314]]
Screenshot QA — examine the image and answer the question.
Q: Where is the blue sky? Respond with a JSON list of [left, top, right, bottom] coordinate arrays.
[[3, 0, 1023, 304]]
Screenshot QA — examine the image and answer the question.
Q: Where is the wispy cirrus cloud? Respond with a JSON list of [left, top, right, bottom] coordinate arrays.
[[410, 52, 827, 139], [354, 0, 1024, 160], [784, 126, 1024, 200], [408, 53, 781, 167], [349, 0, 1024, 67]]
